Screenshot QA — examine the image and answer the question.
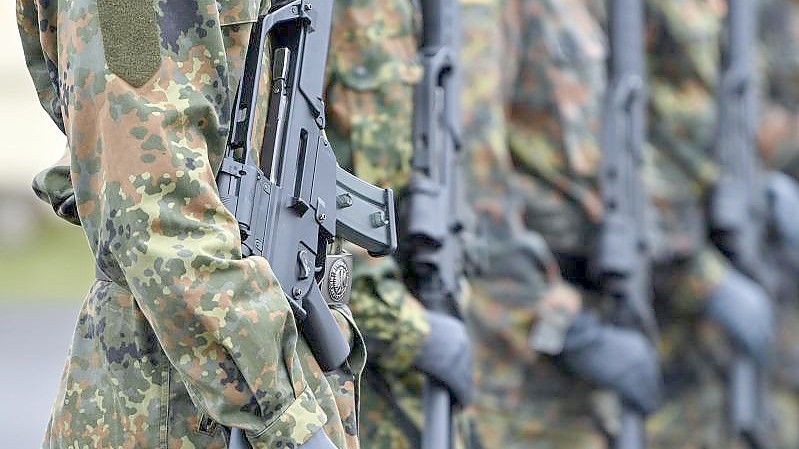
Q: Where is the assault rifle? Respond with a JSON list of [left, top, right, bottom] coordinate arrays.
[[406, 0, 466, 446], [217, 0, 398, 446], [598, 1, 659, 448], [710, 1, 774, 447]]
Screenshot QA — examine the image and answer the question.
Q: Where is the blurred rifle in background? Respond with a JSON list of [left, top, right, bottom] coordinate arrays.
[[598, 0, 659, 448], [406, 0, 468, 446], [710, 1, 774, 447]]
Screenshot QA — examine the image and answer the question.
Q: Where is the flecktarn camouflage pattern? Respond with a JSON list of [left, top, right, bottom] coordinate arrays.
[[504, 0, 607, 259], [461, 0, 606, 447], [324, 0, 433, 447], [17, 0, 364, 447]]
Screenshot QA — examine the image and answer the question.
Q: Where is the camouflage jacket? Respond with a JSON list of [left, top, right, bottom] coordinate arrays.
[[503, 0, 607, 258], [464, 0, 604, 447], [17, 1, 363, 448], [643, 0, 724, 262]]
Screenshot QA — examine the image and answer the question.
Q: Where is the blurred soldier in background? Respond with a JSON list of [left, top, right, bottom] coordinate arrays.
[[325, 0, 476, 447], [759, 0, 799, 445], [465, 0, 662, 447], [758, 0, 799, 181], [642, 1, 779, 448], [17, 0, 365, 448]]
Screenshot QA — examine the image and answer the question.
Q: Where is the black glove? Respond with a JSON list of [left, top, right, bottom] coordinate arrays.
[[706, 268, 775, 364], [413, 310, 474, 406], [560, 312, 662, 415], [768, 171, 799, 269]]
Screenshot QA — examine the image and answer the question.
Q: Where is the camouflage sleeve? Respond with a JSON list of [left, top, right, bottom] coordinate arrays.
[[503, 0, 607, 224], [324, 0, 431, 372], [644, 0, 723, 194], [16, 0, 63, 132], [18, 0, 331, 446], [460, 0, 582, 357]]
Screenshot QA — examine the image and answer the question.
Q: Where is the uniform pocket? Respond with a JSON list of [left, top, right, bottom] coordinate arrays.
[[328, 0, 421, 91], [97, 0, 162, 87]]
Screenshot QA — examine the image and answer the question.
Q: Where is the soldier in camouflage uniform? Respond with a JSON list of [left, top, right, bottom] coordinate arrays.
[[325, 0, 476, 447], [464, 0, 662, 447], [642, 2, 778, 448], [17, 0, 365, 448], [758, 1, 799, 445]]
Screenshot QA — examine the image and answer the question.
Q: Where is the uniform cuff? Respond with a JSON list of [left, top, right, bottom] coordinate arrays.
[[246, 387, 328, 449]]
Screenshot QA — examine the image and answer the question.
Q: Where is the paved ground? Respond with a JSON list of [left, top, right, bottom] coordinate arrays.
[[0, 302, 79, 447]]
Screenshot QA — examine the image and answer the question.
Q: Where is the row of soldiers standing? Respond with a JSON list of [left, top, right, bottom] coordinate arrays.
[[330, 0, 799, 448], [14, 0, 799, 447]]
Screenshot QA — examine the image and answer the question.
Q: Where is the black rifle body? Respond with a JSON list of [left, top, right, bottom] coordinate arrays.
[[218, 1, 398, 446], [598, 1, 657, 448], [407, 0, 465, 446], [711, 1, 773, 448]]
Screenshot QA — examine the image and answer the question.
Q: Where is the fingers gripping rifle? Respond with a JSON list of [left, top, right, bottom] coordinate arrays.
[[217, 1, 398, 445], [711, 2, 774, 447], [407, 0, 466, 447], [598, 1, 658, 448]]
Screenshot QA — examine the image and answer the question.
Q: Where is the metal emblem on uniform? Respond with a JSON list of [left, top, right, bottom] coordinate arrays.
[[321, 252, 353, 305], [327, 258, 350, 302]]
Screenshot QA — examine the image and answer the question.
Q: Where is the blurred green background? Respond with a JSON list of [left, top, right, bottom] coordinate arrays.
[[0, 2, 93, 304]]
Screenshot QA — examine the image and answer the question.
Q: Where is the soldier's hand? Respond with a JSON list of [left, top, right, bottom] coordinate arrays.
[[706, 268, 775, 364], [560, 312, 662, 415], [414, 310, 474, 407], [768, 171, 799, 270]]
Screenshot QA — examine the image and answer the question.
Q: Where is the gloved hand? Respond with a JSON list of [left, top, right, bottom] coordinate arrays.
[[706, 268, 775, 364], [413, 310, 474, 407], [768, 171, 799, 269], [560, 312, 662, 415]]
